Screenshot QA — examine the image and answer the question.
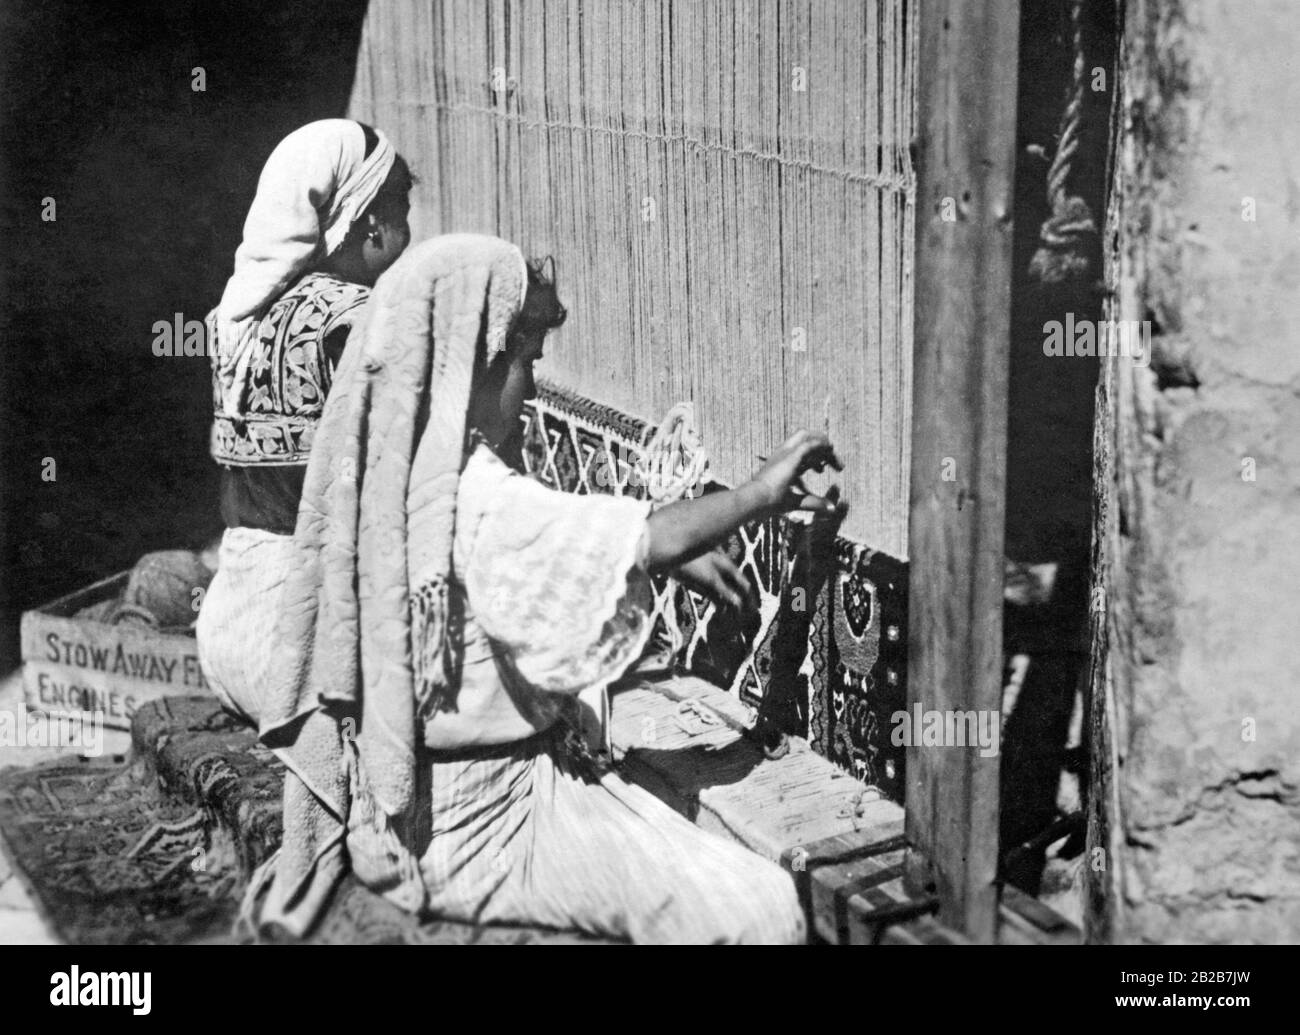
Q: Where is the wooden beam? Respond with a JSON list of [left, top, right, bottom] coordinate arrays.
[[905, 0, 1021, 943]]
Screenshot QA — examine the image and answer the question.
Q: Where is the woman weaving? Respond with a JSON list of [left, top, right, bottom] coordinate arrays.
[[225, 232, 845, 944]]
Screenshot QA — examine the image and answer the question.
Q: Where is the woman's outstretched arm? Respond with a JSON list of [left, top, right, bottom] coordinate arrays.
[[645, 429, 845, 574]]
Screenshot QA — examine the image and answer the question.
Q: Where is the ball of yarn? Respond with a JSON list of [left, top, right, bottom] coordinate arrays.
[[638, 401, 709, 506], [122, 550, 214, 627]]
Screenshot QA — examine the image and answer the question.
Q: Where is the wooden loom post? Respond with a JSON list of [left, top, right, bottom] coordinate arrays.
[[904, 0, 1021, 942]]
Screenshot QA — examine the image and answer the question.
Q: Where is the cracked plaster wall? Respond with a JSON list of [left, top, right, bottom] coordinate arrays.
[[1086, 0, 1300, 943]]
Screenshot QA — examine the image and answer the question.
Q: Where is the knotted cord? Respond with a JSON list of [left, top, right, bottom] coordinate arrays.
[[1028, 0, 1099, 284]]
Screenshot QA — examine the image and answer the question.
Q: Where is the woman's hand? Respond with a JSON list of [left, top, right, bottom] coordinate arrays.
[[747, 430, 845, 517], [644, 430, 846, 574], [671, 549, 759, 611]]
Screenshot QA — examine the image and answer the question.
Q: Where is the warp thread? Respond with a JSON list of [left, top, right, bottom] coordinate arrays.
[[350, 0, 918, 557]]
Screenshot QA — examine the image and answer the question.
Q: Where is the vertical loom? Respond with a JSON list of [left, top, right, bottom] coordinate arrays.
[[348, 0, 917, 555], [347, 0, 1050, 944]]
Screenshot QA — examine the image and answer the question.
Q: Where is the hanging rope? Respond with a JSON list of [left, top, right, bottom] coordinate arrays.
[[1029, 0, 1098, 284]]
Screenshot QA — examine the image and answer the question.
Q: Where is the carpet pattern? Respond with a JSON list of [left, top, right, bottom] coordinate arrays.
[[522, 382, 907, 798]]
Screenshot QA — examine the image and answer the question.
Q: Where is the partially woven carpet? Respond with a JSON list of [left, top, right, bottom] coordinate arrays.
[[0, 697, 601, 944]]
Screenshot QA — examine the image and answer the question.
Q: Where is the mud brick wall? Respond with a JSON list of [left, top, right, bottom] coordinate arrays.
[[1088, 0, 1300, 942], [523, 383, 908, 800]]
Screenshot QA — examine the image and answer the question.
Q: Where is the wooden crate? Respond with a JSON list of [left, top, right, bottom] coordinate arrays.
[[21, 572, 213, 733]]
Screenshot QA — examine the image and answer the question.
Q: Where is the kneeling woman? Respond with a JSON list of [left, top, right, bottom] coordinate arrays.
[[198, 119, 412, 722], [248, 235, 843, 944]]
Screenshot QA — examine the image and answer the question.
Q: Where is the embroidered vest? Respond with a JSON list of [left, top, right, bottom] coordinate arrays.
[[208, 273, 371, 466]]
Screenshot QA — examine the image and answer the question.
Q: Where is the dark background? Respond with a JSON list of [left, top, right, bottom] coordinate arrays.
[[1000, 0, 1115, 870], [0, 0, 370, 672]]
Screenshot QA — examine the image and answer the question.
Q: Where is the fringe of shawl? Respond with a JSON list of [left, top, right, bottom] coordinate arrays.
[[411, 576, 464, 714]]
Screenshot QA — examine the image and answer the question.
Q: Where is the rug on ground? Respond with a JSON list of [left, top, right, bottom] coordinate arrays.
[[0, 696, 602, 944]]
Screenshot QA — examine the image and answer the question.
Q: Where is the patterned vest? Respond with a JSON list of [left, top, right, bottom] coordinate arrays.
[[208, 273, 371, 466]]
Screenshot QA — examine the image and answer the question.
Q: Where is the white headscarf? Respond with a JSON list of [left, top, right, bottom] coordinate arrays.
[[214, 119, 397, 416], [249, 235, 529, 937]]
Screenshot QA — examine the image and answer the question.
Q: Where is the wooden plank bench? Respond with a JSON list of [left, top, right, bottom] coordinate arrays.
[[608, 673, 951, 944], [608, 672, 1080, 945]]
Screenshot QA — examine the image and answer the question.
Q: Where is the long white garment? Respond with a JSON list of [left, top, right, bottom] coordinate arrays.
[[196, 527, 294, 724], [197, 529, 804, 944], [427, 440, 654, 750], [414, 732, 805, 944]]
